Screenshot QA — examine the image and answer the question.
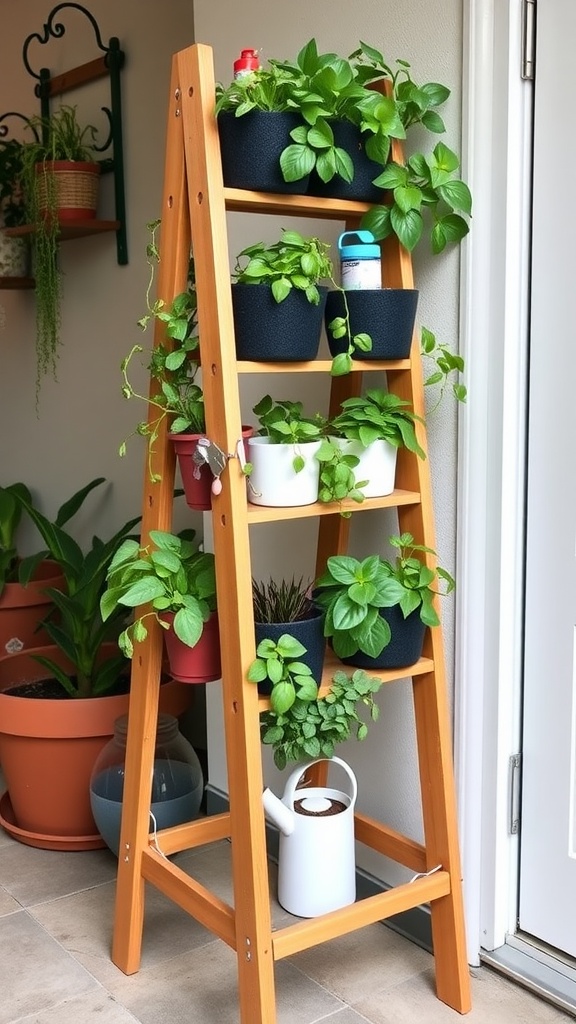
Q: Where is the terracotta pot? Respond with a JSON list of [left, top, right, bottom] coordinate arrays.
[[0, 560, 65, 657], [0, 645, 193, 850], [170, 426, 253, 511], [159, 611, 221, 684]]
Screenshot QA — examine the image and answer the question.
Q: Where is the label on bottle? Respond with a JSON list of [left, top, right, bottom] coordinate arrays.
[[341, 258, 381, 290]]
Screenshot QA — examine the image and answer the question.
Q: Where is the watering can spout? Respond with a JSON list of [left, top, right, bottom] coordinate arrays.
[[262, 788, 295, 836]]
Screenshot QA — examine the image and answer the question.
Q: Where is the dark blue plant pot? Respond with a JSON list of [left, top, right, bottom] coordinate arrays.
[[232, 284, 327, 361], [339, 605, 427, 671], [307, 122, 383, 203], [325, 288, 419, 360], [255, 608, 326, 693], [218, 111, 310, 194]]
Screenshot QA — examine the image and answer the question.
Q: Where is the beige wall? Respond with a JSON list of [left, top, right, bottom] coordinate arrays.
[[0, 0, 197, 550], [195, 0, 464, 886]]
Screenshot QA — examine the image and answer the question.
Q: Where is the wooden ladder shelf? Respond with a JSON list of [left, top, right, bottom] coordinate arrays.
[[111, 42, 472, 1023]]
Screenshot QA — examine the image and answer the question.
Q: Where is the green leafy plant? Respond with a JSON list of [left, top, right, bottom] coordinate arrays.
[[0, 137, 26, 228], [420, 326, 467, 407], [0, 482, 32, 596], [215, 60, 297, 116], [233, 228, 372, 376], [252, 576, 313, 624], [260, 667, 383, 769], [361, 143, 472, 254], [12, 478, 140, 698], [19, 105, 99, 397], [345, 42, 472, 253], [382, 532, 455, 623], [314, 536, 454, 661], [315, 438, 366, 513], [253, 394, 327, 473], [100, 529, 217, 660], [314, 553, 408, 660], [233, 229, 332, 305], [329, 388, 426, 459], [247, 633, 317, 714], [268, 39, 404, 186], [119, 220, 204, 481]]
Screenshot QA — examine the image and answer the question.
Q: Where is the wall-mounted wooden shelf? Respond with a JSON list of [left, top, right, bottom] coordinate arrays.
[[0, 276, 34, 290], [4, 221, 120, 241]]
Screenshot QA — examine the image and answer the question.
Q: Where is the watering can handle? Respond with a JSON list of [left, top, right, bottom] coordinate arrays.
[[283, 756, 358, 810]]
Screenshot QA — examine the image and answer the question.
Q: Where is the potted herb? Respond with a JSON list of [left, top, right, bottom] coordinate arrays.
[[100, 528, 220, 685], [252, 576, 325, 685], [248, 394, 327, 507], [314, 534, 455, 669], [215, 59, 310, 194], [0, 136, 28, 279], [0, 479, 191, 849], [216, 39, 403, 202], [259, 666, 383, 770], [0, 480, 90, 656], [247, 633, 317, 714], [120, 220, 251, 510], [231, 229, 332, 361], [19, 105, 99, 393], [327, 388, 425, 498]]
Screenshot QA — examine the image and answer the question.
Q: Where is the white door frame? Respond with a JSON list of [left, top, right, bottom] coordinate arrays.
[[456, 0, 533, 963]]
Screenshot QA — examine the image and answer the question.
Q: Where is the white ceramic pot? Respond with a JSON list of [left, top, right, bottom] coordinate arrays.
[[247, 436, 322, 507], [0, 232, 29, 277], [332, 436, 398, 498]]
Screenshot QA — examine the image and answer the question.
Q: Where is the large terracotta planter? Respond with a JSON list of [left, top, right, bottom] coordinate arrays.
[[0, 560, 65, 657], [0, 645, 193, 850]]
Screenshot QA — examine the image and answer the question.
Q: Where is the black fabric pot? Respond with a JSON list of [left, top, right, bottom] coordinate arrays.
[[339, 605, 427, 671], [325, 288, 419, 360], [218, 111, 309, 194], [255, 608, 326, 693], [232, 284, 327, 361], [307, 122, 383, 203]]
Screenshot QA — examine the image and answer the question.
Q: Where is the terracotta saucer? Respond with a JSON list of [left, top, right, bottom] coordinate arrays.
[[0, 791, 105, 851]]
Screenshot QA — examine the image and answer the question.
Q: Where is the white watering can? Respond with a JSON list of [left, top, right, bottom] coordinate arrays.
[[262, 756, 357, 918]]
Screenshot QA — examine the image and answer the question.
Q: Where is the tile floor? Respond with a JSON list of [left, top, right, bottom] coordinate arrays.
[[1, 816, 574, 1024]]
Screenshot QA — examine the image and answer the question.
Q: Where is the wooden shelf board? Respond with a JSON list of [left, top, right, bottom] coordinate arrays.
[[4, 220, 120, 241], [236, 359, 411, 374], [246, 488, 420, 524], [224, 188, 371, 219], [258, 654, 435, 710], [0, 277, 35, 290]]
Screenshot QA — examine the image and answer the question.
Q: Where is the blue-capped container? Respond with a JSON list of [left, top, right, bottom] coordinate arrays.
[[338, 230, 381, 290]]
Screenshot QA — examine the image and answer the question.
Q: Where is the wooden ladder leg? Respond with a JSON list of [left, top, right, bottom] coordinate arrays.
[[111, 53, 191, 975], [413, 668, 472, 1013]]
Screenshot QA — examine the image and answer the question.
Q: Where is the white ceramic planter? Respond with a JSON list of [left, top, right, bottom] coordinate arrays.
[[247, 436, 322, 507], [332, 436, 398, 497], [0, 232, 29, 277]]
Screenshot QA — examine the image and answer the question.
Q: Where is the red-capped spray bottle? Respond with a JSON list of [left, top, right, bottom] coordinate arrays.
[[233, 49, 260, 79]]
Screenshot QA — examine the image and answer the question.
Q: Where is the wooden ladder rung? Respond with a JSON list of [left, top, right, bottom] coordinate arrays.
[[272, 871, 451, 959], [354, 813, 428, 873], [142, 847, 237, 948]]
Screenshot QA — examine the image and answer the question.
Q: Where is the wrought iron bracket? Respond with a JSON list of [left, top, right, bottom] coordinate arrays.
[[21, 3, 128, 264]]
